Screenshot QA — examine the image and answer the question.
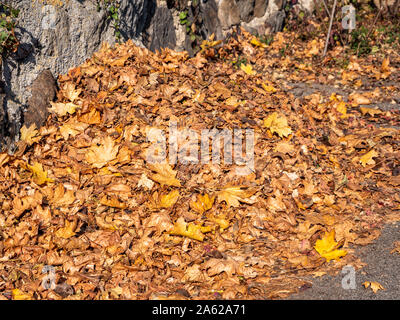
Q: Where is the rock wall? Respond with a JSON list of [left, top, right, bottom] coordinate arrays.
[[1, 0, 153, 150], [1, 0, 309, 151]]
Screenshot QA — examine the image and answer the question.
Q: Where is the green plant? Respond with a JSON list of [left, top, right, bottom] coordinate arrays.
[[97, 0, 121, 42], [350, 25, 371, 56], [0, 2, 19, 57]]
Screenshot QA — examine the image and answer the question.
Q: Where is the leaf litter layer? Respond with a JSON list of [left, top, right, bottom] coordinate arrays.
[[1, 28, 400, 300]]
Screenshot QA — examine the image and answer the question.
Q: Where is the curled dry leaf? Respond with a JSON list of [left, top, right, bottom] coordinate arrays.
[[202, 258, 238, 277], [363, 281, 385, 293], [55, 219, 77, 239], [217, 186, 256, 208], [147, 162, 181, 187]]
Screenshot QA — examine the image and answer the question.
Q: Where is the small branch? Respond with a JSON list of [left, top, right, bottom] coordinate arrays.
[[321, 0, 331, 18], [323, 0, 337, 57]]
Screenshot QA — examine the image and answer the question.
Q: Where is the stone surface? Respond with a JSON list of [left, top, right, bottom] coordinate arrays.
[[148, 5, 177, 52], [1, 0, 150, 151], [25, 70, 57, 128]]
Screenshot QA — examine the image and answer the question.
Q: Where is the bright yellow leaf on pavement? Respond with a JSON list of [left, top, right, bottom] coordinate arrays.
[[314, 230, 347, 262], [363, 281, 385, 293]]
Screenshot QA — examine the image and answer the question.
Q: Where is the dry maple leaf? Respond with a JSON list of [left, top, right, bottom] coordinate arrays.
[[263, 112, 292, 138], [85, 136, 119, 168], [27, 162, 54, 185], [314, 230, 347, 262], [202, 258, 238, 277], [190, 193, 215, 214], [63, 82, 82, 102], [20, 124, 40, 145], [51, 184, 76, 207], [182, 264, 207, 282], [168, 217, 212, 241], [55, 219, 77, 239], [78, 108, 102, 124], [217, 186, 256, 207], [147, 162, 181, 187], [49, 102, 79, 116], [359, 149, 378, 167], [360, 107, 382, 117], [59, 118, 89, 140], [206, 212, 230, 231], [363, 281, 385, 293], [349, 93, 371, 106]]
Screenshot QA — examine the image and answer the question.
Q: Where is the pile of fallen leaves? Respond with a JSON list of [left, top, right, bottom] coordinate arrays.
[[1, 27, 400, 300]]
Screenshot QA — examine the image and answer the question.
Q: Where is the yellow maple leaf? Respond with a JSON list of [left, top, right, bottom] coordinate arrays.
[[49, 102, 78, 116], [335, 101, 347, 116], [55, 219, 77, 239], [85, 136, 119, 168], [363, 281, 385, 293], [159, 190, 180, 208], [27, 162, 54, 185], [240, 64, 256, 75], [63, 82, 82, 102], [148, 162, 181, 187], [250, 37, 268, 48], [359, 149, 378, 167], [263, 112, 292, 138], [217, 186, 256, 208], [314, 230, 347, 262], [12, 289, 32, 300], [262, 82, 277, 93], [200, 33, 222, 52], [168, 217, 212, 241], [190, 193, 215, 214], [20, 124, 40, 145]]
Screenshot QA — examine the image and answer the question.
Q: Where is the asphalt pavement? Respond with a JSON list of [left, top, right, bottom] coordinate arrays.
[[287, 222, 400, 300]]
